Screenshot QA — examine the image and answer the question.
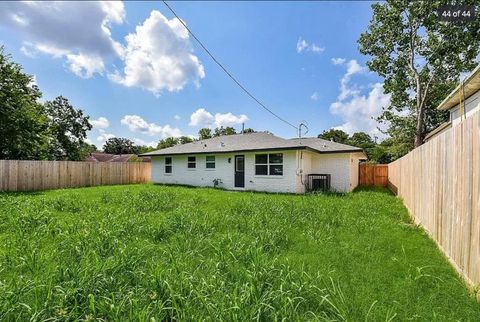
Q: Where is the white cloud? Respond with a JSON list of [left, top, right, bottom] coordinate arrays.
[[189, 108, 248, 128], [331, 57, 346, 65], [296, 38, 308, 53], [97, 129, 115, 145], [329, 60, 390, 138], [311, 91, 319, 101], [311, 44, 324, 53], [133, 138, 157, 147], [90, 117, 110, 129], [0, 1, 125, 78], [121, 115, 182, 138], [332, 58, 366, 100], [296, 37, 324, 54], [35, 43, 71, 58], [330, 83, 390, 138], [109, 10, 205, 95], [2, 4, 204, 94], [20, 41, 36, 57], [174, 114, 181, 120], [189, 108, 214, 126], [66, 53, 105, 78], [214, 112, 248, 128]]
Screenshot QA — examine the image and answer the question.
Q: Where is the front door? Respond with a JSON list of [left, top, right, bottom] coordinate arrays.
[[234, 155, 245, 188]]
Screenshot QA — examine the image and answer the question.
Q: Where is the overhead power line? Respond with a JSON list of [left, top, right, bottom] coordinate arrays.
[[162, 1, 299, 131]]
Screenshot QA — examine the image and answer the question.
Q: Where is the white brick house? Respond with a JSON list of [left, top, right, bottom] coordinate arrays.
[[141, 132, 366, 193]]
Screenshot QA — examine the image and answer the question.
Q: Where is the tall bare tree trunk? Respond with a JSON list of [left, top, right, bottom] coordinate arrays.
[[414, 78, 425, 147]]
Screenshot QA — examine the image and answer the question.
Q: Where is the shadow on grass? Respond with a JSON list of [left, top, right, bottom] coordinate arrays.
[[0, 190, 46, 197], [153, 183, 203, 190], [352, 185, 395, 195], [153, 183, 352, 198], [153, 183, 297, 196]]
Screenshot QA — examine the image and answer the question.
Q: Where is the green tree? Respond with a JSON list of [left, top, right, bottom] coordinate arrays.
[[136, 145, 156, 154], [0, 46, 50, 159], [348, 132, 375, 149], [103, 138, 139, 154], [359, 1, 480, 148], [317, 129, 349, 144], [347, 132, 377, 159], [213, 126, 236, 137], [243, 128, 255, 133], [44, 96, 92, 160], [369, 144, 393, 164], [178, 136, 193, 144], [157, 137, 178, 150], [198, 128, 212, 140], [78, 143, 97, 159]]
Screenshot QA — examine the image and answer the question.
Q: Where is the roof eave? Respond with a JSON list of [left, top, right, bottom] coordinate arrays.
[[305, 147, 364, 154], [437, 64, 480, 111]]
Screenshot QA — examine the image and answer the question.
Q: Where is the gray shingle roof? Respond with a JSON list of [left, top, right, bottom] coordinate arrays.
[[140, 132, 364, 156]]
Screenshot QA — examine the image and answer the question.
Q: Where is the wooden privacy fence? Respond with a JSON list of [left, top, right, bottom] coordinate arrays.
[[388, 111, 480, 288], [359, 163, 388, 187], [0, 160, 151, 192]]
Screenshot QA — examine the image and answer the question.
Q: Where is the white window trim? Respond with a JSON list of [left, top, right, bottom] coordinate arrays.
[[205, 155, 216, 170], [164, 157, 173, 174], [187, 156, 196, 170], [254, 153, 283, 177]]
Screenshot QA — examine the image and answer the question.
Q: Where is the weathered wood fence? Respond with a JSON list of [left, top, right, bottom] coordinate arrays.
[[388, 111, 480, 288], [359, 163, 388, 187], [0, 160, 151, 192]]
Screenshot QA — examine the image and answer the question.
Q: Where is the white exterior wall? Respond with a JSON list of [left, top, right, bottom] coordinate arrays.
[[299, 151, 360, 192], [151, 150, 300, 193], [349, 153, 364, 190], [151, 150, 362, 193], [450, 89, 480, 126], [244, 151, 299, 193]]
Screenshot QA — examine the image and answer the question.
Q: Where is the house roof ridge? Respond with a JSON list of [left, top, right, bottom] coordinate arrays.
[[140, 131, 364, 157]]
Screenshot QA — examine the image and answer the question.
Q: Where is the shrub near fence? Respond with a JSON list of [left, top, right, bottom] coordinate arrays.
[[0, 160, 151, 192], [388, 111, 480, 289]]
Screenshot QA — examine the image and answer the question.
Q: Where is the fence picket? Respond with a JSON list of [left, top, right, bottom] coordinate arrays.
[[388, 111, 480, 288], [0, 161, 151, 192], [359, 164, 388, 187]]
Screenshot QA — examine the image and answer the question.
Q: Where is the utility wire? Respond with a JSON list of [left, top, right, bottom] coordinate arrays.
[[162, 1, 299, 131]]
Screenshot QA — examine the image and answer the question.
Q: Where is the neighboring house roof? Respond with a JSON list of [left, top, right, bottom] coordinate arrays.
[[85, 153, 150, 162], [140, 132, 364, 157], [424, 121, 452, 142], [437, 63, 480, 111]]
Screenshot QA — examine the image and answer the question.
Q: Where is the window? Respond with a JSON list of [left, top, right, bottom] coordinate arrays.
[[206, 155, 215, 169], [255, 153, 283, 176], [269, 153, 283, 176], [187, 156, 196, 169], [165, 157, 172, 173], [255, 154, 268, 175]]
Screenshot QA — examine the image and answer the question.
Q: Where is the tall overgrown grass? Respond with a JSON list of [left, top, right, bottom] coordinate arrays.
[[0, 185, 478, 321]]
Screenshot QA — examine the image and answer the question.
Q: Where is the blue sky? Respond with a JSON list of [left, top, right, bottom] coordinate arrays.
[[0, 1, 390, 148]]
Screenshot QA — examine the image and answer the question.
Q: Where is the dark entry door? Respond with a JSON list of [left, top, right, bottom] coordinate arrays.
[[234, 155, 245, 188]]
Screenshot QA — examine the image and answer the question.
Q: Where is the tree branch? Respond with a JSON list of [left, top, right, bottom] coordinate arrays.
[[419, 72, 435, 111], [408, 21, 420, 78]]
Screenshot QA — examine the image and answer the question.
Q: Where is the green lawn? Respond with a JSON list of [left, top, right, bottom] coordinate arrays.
[[0, 184, 478, 321]]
